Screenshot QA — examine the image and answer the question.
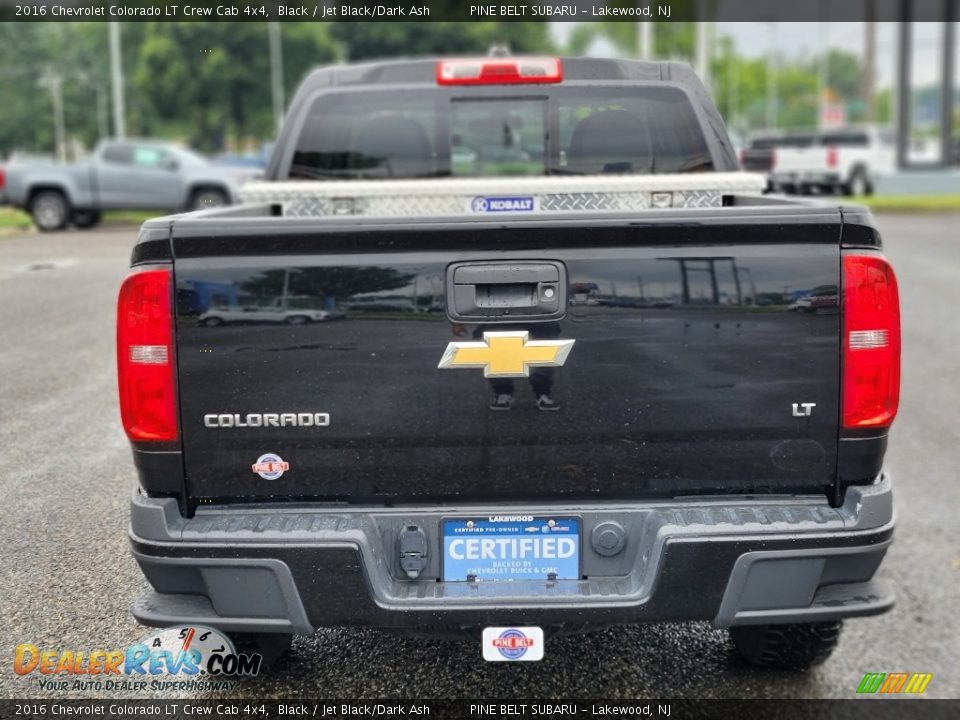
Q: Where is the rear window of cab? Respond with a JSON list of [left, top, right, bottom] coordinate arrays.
[[287, 86, 713, 180]]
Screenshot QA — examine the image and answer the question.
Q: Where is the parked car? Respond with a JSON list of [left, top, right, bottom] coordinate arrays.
[[739, 132, 781, 174], [769, 127, 895, 196], [0, 139, 258, 231], [119, 56, 898, 671], [789, 285, 840, 314], [344, 299, 417, 313], [199, 297, 343, 326]]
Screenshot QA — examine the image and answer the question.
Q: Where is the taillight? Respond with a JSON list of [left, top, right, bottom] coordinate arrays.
[[842, 255, 900, 429], [826, 146, 839, 169], [0, 167, 5, 190], [770, 148, 777, 171], [117, 268, 178, 442], [436, 57, 562, 85]]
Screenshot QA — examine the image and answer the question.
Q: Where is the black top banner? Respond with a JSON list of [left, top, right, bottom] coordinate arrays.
[[0, 0, 955, 23], [0, 700, 959, 720]]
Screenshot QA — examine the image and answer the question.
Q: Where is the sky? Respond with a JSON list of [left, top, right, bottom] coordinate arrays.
[[550, 22, 955, 89]]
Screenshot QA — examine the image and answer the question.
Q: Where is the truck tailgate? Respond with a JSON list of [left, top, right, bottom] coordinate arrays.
[[172, 213, 841, 505]]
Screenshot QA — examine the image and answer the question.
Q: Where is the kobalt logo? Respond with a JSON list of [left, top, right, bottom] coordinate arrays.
[[204, 413, 330, 428], [470, 196, 536, 213]]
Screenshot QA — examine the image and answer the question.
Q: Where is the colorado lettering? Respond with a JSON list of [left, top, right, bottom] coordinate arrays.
[[203, 413, 330, 428]]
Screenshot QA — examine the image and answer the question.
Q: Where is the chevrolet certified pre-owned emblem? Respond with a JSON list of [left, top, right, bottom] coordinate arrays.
[[438, 331, 575, 378]]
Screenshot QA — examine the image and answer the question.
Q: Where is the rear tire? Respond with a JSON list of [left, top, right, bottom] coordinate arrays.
[[189, 188, 229, 211], [30, 190, 70, 231], [228, 632, 292, 672], [284, 315, 309, 325], [843, 169, 872, 197], [730, 620, 842, 670], [72, 210, 102, 229]]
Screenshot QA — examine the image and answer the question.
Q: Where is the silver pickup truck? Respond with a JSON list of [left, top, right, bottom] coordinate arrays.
[[0, 139, 256, 231]]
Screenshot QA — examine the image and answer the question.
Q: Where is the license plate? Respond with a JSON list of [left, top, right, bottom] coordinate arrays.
[[442, 516, 580, 582], [482, 626, 544, 662]]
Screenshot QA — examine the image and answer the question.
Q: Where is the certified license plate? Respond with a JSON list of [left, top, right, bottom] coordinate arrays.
[[442, 516, 580, 582]]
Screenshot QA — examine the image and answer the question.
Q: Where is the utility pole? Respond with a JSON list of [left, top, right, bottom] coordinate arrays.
[[695, 21, 710, 85], [79, 71, 109, 142], [268, 23, 285, 133], [39, 69, 67, 163], [109, 22, 126, 139], [638, 20, 653, 59], [729, 43, 739, 131], [695, 1, 710, 87], [818, 18, 829, 128], [766, 22, 778, 129], [97, 82, 109, 141], [862, 4, 877, 123]]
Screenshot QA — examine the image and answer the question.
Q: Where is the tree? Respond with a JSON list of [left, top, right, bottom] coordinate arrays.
[[563, 20, 695, 60], [330, 22, 554, 61], [0, 23, 121, 157], [131, 23, 338, 152]]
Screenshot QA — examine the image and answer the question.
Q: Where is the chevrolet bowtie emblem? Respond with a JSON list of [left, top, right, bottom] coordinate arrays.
[[438, 331, 575, 378]]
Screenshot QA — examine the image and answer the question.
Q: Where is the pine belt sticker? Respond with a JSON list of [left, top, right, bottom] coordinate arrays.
[[252, 453, 289, 480], [469, 196, 538, 213]]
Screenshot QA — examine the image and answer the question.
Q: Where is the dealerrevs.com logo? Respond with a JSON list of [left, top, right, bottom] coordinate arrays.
[[14, 626, 260, 692]]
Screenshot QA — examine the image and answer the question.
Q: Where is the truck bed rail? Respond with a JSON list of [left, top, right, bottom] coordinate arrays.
[[239, 173, 767, 218]]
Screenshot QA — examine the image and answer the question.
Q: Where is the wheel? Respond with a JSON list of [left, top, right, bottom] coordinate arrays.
[[843, 169, 872, 197], [201, 317, 223, 327], [730, 620, 842, 670], [30, 190, 70, 231], [284, 315, 309, 325], [189, 188, 229, 211], [72, 210, 102, 229], [228, 632, 292, 672]]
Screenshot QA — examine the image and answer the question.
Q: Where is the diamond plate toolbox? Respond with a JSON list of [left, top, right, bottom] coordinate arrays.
[[239, 173, 767, 218]]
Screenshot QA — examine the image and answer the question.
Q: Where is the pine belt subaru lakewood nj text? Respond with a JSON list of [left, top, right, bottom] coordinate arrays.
[[118, 55, 900, 668]]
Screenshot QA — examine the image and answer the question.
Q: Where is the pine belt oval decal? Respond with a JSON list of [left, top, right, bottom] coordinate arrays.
[[438, 331, 575, 378]]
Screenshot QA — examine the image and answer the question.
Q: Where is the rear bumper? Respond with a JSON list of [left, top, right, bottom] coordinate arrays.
[[130, 475, 894, 636]]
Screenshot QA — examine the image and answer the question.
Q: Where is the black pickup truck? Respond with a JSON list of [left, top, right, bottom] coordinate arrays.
[[119, 56, 900, 669]]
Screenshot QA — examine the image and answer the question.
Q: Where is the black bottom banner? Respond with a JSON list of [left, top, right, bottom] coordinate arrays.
[[2, 700, 958, 720]]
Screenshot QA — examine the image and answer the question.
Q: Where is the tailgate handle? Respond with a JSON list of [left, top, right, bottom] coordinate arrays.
[[446, 261, 567, 322]]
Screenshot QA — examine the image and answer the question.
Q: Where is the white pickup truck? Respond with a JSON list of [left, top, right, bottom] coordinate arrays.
[[768, 127, 896, 196]]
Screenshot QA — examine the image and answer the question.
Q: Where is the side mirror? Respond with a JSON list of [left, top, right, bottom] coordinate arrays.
[[165, 158, 179, 171]]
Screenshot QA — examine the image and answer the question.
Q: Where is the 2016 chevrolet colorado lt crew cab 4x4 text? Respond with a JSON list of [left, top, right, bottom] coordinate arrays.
[[118, 56, 899, 669]]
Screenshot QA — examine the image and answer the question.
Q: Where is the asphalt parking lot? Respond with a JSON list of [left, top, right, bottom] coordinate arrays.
[[0, 214, 957, 700]]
